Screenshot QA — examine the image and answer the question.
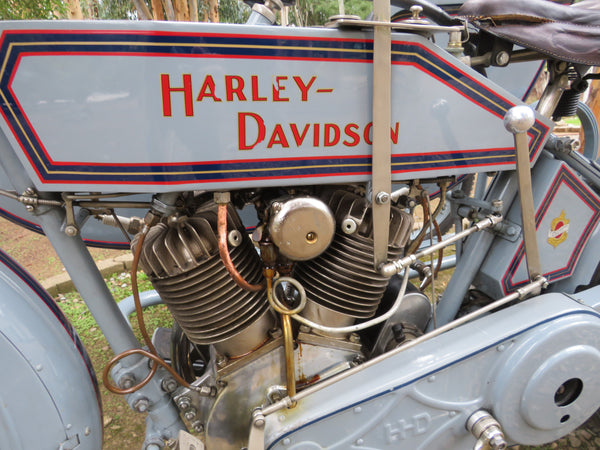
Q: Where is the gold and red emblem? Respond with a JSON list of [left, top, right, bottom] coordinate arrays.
[[547, 210, 570, 248]]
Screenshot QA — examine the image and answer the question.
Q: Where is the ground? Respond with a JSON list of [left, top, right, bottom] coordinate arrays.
[[1, 215, 600, 449]]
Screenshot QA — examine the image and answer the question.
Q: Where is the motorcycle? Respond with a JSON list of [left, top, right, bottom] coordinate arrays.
[[1, 0, 600, 448]]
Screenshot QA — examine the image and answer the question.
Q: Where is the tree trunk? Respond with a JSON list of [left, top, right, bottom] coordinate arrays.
[[132, 0, 153, 19], [162, 0, 176, 20], [67, 0, 84, 19], [188, 0, 199, 21], [151, 0, 166, 19], [174, 0, 190, 21], [207, 0, 219, 22]]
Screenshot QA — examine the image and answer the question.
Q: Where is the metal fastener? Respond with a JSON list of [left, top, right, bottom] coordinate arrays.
[[184, 408, 197, 421], [133, 397, 150, 413], [177, 396, 191, 410], [161, 377, 178, 393], [375, 191, 390, 205], [64, 225, 79, 237]]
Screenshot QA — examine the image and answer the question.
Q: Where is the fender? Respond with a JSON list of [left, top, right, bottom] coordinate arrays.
[[0, 249, 102, 449]]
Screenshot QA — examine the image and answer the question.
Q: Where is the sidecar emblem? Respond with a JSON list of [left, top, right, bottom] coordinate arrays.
[[548, 210, 570, 248]]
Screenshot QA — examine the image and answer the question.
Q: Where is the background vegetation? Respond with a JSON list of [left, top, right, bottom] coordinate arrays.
[[0, 0, 371, 25]]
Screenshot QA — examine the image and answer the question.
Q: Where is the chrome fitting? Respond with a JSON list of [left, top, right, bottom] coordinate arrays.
[[466, 410, 507, 450]]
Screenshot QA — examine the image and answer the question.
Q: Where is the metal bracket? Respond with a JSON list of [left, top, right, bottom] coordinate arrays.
[[58, 434, 80, 450], [370, 0, 392, 270]]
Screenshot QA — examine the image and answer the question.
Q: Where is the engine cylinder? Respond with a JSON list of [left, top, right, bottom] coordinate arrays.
[[132, 203, 273, 357], [293, 191, 413, 328]]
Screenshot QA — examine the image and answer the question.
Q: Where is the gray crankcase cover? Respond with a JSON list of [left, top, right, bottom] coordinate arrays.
[[264, 293, 600, 449]]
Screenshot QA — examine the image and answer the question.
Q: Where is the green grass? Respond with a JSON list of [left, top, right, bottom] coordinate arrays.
[[55, 270, 172, 449], [563, 116, 582, 126]]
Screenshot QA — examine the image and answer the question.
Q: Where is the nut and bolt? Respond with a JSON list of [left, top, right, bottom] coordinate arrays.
[[184, 408, 197, 421], [161, 377, 178, 393], [375, 192, 390, 205], [133, 397, 150, 413], [305, 231, 317, 244], [271, 202, 282, 213], [177, 396, 191, 410], [64, 225, 79, 237], [118, 374, 135, 390], [192, 420, 205, 433]]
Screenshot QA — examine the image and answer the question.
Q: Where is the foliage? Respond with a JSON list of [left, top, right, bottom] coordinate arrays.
[[79, 0, 136, 19], [0, 0, 67, 20], [219, 0, 250, 24], [290, 0, 372, 27]]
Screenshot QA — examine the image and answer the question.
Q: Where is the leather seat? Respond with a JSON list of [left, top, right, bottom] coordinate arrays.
[[459, 0, 600, 66]]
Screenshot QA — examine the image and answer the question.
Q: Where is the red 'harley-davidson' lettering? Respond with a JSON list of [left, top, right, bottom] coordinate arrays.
[[238, 112, 400, 150], [161, 73, 325, 116]]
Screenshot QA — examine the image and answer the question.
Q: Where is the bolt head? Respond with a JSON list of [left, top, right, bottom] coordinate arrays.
[[177, 396, 191, 410], [119, 375, 135, 390], [64, 225, 79, 237], [192, 420, 204, 433], [495, 51, 510, 66], [161, 377, 178, 393], [375, 192, 390, 205], [133, 398, 150, 413], [184, 408, 197, 421]]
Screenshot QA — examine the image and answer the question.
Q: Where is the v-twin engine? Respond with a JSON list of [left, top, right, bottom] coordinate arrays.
[[132, 188, 423, 448]]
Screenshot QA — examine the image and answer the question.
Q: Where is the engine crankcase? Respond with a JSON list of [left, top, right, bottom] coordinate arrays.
[[264, 292, 600, 449]]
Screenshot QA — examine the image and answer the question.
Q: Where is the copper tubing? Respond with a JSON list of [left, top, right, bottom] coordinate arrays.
[[407, 183, 448, 255], [217, 202, 265, 292], [102, 226, 195, 395]]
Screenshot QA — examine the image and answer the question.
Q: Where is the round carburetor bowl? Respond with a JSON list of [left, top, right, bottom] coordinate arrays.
[[268, 197, 335, 261]]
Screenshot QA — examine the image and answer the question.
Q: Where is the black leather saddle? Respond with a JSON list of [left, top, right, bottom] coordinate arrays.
[[459, 0, 600, 66]]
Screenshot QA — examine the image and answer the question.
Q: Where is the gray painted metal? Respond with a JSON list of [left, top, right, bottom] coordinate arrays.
[[0, 251, 102, 449], [0, 21, 552, 193], [264, 293, 600, 449], [477, 153, 600, 299]]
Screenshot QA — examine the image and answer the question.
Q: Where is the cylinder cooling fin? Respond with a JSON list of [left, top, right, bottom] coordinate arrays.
[[132, 202, 272, 356], [294, 190, 413, 324]]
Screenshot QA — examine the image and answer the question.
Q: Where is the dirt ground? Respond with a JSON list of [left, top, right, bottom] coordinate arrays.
[[2, 215, 600, 449], [0, 216, 124, 279]]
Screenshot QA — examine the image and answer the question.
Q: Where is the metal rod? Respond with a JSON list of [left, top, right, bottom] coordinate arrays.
[[505, 106, 542, 280], [380, 214, 502, 277]]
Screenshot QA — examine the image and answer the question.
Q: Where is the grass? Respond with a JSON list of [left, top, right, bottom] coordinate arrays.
[[563, 116, 582, 126], [55, 270, 172, 449]]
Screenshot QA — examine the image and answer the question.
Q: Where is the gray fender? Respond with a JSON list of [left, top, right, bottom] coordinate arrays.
[[0, 249, 102, 450]]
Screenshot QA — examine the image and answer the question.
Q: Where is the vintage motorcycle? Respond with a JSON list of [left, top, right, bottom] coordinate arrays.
[[1, 0, 600, 448]]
